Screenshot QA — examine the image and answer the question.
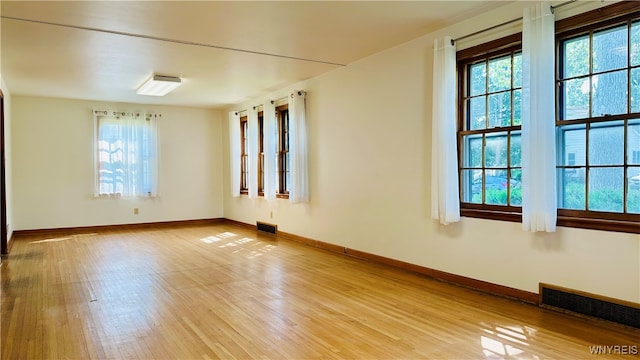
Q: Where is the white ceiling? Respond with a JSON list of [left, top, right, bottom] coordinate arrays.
[[1, 1, 507, 109]]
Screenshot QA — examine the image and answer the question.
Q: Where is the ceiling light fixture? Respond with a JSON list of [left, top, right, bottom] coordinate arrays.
[[136, 75, 182, 96]]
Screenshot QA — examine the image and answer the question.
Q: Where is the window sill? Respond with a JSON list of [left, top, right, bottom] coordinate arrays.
[[556, 216, 639, 234], [460, 208, 521, 223], [461, 207, 639, 234], [94, 194, 159, 199]]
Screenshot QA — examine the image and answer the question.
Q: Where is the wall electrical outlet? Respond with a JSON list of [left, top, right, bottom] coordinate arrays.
[[270, 211, 273, 219], [134, 208, 139, 215]]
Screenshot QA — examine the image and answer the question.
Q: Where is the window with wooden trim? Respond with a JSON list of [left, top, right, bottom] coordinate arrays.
[[95, 111, 158, 198], [556, 8, 640, 224], [258, 111, 264, 196], [276, 104, 290, 198], [240, 115, 248, 194], [457, 35, 523, 218]]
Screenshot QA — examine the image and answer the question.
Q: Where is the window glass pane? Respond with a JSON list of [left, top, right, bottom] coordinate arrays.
[[628, 119, 640, 165], [510, 169, 522, 206], [563, 35, 589, 78], [513, 53, 522, 88], [589, 120, 624, 165], [284, 127, 289, 150], [592, 71, 628, 117], [632, 21, 640, 66], [488, 56, 511, 93], [628, 166, 640, 213], [510, 132, 521, 167], [561, 77, 590, 120], [488, 92, 511, 128], [463, 135, 482, 168], [485, 169, 508, 205], [631, 68, 640, 113], [285, 172, 291, 193], [469, 97, 486, 130], [284, 153, 291, 192], [513, 89, 522, 125], [470, 62, 486, 96], [558, 168, 586, 210], [592, 25, 628, 73], [588, 167, 624, 212], [559, 124, 586, 166], [463, 169, 483, 203], [484, 133, 508, 168]]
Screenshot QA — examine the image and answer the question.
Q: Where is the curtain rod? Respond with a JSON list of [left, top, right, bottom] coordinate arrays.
[[236, 91, 305, 114], [93, 110, 159, 117], [235, 100, 274, 115], [451, 0, 578, 44]]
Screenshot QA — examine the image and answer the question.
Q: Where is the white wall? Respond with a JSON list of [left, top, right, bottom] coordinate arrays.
[[223, 1, 640, 303], [12, 96, 223, 230], [1, 76, 14, 244]]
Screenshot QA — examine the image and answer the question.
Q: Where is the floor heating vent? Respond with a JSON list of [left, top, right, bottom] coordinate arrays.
[[540, 283, 639, 328], [256, 221, 277, 235]]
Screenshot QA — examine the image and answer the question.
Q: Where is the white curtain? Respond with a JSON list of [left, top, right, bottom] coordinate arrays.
[[263, 100, 277, 200], [95, 111, 158, 198], [289, 91, 309, 203], [145, 113, 159, 197], [247, 107, 259, 199], [229, 111, 241, 197], [431, 36, 460, 225], [522, 3, 557, 232]]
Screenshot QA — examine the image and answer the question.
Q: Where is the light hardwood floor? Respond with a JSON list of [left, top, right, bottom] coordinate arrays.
[[1, 222, 638, 359]]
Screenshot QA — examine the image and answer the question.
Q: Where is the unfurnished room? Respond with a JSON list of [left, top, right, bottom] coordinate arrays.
[[0, 1, 639, 359]]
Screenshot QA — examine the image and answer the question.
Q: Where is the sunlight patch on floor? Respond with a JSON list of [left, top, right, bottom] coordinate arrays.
[[480, 324, 538, 359], [31, 233, 99, 244], [219, 237, 254, 248], [199, 232, 238, 244]]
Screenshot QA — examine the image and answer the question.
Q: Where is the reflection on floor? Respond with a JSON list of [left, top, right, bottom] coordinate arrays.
[[2, 223, 637, 359]]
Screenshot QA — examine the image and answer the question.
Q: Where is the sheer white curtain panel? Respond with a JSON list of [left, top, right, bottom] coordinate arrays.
[[289, 91, 309, 203], [144, 113, 159, 197], [263, 101, 277, 200], [229, 111, 241, 197], [247, 107, 259, 198], [431, 36, 460, 225], [522, 2, 557, 232], [95, 111, 158, 198]]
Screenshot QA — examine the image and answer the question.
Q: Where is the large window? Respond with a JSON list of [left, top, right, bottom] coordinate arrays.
[[556, 8, 640, 225], [276, 104, 290, 197], [456, 3, 639, 232], [95, 111, 157, 198], [240, 115, 248, 194], [458, 35, 523, 217]]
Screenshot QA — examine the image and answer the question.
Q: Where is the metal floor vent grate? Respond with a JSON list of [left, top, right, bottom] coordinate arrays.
[[540, 283, 639, 328], [256, 221, 277, 235]]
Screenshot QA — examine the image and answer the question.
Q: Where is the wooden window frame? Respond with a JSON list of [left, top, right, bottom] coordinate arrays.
[[239, 115, 248, 195], [276, 104, 290, 199], [555, 3, 640, 233], [457, 33, 523, 221], [455, 2, 640, 233]]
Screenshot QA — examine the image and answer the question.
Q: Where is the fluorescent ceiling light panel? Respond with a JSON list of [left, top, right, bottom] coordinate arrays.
[[137, 75, 182, 96]]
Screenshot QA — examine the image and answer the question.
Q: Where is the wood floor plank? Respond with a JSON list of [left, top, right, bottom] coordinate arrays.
[[2, 223, 638, 359]]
